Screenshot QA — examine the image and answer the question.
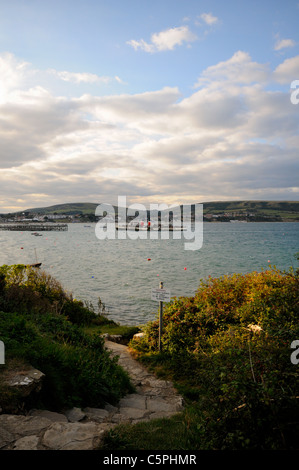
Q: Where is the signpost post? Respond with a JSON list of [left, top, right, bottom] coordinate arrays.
[[151, 282, 171, 352], [158, 282, 163, 352]]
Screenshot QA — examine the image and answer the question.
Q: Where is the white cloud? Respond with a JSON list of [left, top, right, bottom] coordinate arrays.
[[0, 51, 298, 212], [274, 38, 296, 51], [195, 51, 269, 87], [127, 38, 155, 53], [199, 13, 219, 25], [48, 69, 124, 85], [273, 55, 299, 83], [0, 52, 31, 103], [50, 70, 109, 84], [127, 25, 197, 53]]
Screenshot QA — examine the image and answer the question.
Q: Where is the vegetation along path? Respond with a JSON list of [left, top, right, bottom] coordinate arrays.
[[0, 339, 184, 450]]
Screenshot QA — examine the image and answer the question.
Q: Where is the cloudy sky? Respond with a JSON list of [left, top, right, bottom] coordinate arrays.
[[0, 0, 299, 212]]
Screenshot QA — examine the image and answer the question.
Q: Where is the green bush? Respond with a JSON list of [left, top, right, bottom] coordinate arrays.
[[62, 298, 97, 326], [0, 309, 134, 411], [135, 267, 298, 357], [130, 267, 299, 449], [0, 264, 68, 316], [0, 265, 134, 412]]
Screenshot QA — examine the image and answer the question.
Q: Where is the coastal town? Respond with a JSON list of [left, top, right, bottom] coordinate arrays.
[[0, 200, 298, 224]]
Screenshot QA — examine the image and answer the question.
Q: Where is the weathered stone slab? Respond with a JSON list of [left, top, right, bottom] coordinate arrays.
[[83, 407, 110, 423], [118, 394, 146, 410], [64, 407, 86, 422], [117, 407, 149, 420], [146, 397, 178, 413], [29, 409, 68, 422], [13, 435, 40, 450], [42, 422, 106, 450], [0, 425, 15, 449], [0, 415, 52, 438], [0, 414, 52, 449], [5, 368, 45, 397]]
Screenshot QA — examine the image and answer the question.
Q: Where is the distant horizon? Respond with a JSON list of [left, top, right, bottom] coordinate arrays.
[[1, 198, 298, 215]]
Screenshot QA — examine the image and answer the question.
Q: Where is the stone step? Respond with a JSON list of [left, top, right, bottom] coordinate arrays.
[[0, 339, 184, 450]]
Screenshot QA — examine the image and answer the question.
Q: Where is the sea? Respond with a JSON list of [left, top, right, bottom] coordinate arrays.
[[0, 222, 298, 326]]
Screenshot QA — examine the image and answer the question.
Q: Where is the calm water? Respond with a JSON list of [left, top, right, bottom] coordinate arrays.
[[0, 222, 298, 325]]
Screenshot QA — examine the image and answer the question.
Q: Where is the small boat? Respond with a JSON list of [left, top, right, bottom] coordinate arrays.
[[27, 249, 42, 268], [27, 263, 42, 268]]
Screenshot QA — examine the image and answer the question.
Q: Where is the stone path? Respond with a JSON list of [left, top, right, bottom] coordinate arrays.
[[0, 339, 184, 450]]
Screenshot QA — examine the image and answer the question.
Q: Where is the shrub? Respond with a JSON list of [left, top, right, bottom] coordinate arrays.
[[0, 265, 134, 412], [0, 309, 133, 411], [0, 264, 68, 316], [0, 264, 101, 326], [62, 299, 97, 326], [131, 266, 299, 449], [135, 267, 298, 357]]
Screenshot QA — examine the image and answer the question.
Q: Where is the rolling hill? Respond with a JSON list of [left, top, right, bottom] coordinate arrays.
[[2, 200, 299, 221]]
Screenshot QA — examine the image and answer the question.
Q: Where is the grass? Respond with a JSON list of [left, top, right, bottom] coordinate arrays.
[[102, 414, 188, 450], [83, 323, 141, 344]]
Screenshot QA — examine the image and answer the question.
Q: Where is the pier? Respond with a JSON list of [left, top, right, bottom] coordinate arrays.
[[0, 223, 68, 232]]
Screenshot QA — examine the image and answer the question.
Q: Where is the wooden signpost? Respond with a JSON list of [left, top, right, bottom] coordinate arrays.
[[151, 282, 171, 352]]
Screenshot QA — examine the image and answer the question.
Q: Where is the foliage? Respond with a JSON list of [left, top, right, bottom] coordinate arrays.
[[0, 264, 117, 327], [0, 265, 133, 411], [129, 266, 299, 450]]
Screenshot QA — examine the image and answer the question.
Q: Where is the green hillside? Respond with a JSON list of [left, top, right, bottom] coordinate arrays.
[[201, 200, 299, 221], [26, 202, 99, 215], [3, 200, 299, 221]]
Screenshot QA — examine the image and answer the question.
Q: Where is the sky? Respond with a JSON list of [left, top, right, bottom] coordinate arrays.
[[0, 0, 299, 212]]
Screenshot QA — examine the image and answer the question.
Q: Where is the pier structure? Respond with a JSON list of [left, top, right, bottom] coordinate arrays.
[[0, 223, 68, 232]]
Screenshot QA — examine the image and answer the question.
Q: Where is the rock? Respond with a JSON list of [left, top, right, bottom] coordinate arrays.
[[0, 414, 52, 449], [83, 407, 110, 423], [29, 409, 68, 423], [64, 407, 86, 423], [0, 367, 45, 414], [0, 423, 15, 449], [102, 334, 123, 343], [116, 407, 149, 421], [13, 435, 40, 450], [147, 396, 178, 413], [104, 403, 118, 414], [41, 422, 107, 450], [5, 368, 45, 397], [118, 394, 146, 410]]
